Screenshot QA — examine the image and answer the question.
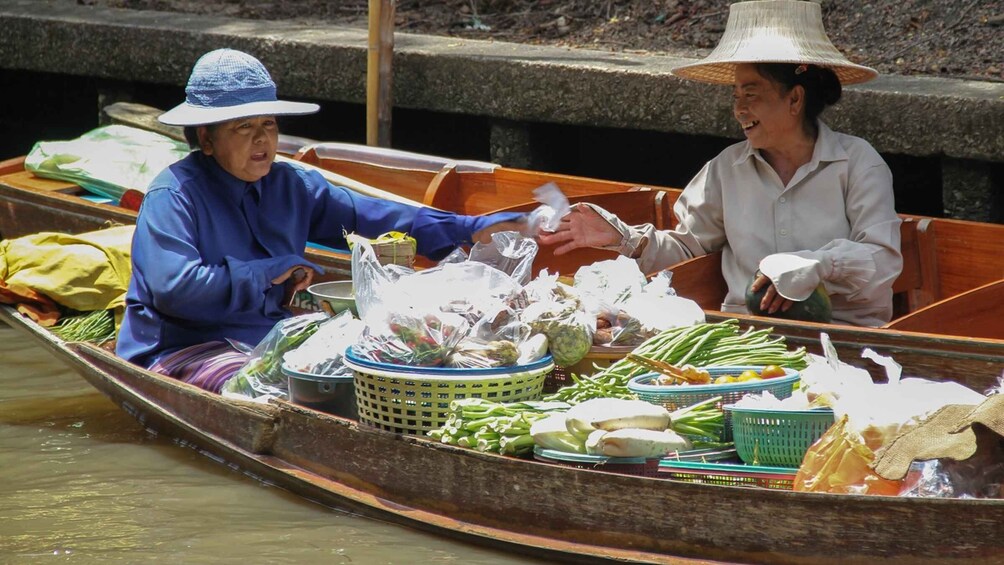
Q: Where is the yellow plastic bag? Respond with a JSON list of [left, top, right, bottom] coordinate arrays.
[[793, 415, 903, 495]]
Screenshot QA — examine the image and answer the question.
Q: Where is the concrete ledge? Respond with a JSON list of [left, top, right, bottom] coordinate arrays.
[[1, 0, 1003, 163]]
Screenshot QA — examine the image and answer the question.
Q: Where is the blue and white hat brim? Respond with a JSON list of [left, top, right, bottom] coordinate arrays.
[[158, 99, 319, 127]]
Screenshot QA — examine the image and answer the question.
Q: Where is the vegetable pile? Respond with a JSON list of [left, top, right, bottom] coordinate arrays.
[[545, 320, 807, 404]]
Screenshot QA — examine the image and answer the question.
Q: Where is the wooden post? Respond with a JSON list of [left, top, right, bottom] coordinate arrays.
[[367, 0, 395, 147]]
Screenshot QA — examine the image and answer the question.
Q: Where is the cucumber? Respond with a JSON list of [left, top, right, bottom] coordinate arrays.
[[745, 277, 833, 323]]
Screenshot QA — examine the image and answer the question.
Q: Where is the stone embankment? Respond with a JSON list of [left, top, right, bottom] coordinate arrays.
[[0, 0, 1000, 221]]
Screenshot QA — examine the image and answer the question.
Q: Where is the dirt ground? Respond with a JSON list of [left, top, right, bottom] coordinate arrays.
[[96, 0, 1003, 81]]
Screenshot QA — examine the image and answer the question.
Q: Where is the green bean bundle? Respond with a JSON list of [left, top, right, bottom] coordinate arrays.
[[51, 309, 115, 344], [427, 398, 569, 455], [545, 320, 807, 404]]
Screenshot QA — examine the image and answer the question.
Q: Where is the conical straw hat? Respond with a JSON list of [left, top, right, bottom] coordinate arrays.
[[671, 1, 877, 85]]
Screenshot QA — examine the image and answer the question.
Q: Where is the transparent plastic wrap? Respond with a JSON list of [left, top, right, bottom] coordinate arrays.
[[468, 231, 538, 285], [221, 312, 327, 399], [282, 310, 365, 376], [579, 266, 704, 347], [898, 428, 1004, 499], [354, 309, 469, 367], [446, 301, 534, 368], [521, 274, 594, 367], [793, 336, 987, 495], [526, 182, 570, 234]]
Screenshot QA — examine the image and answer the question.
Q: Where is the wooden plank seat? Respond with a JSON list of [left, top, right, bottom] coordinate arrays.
[[883, 278, 1004, 338]]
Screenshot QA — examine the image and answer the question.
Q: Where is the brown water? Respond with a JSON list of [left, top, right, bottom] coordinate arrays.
[[0, 324, 545, 564]]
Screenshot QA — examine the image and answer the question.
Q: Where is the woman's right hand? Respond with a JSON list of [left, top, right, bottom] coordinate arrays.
[[536, 203, 622, 255]]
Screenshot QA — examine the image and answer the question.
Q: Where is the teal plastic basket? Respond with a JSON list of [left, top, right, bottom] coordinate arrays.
[[726, 407, 836, 468], [627, 366, 800, 441]]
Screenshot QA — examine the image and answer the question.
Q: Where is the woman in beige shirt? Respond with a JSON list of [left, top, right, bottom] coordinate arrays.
[[539, 0, 902, 327]]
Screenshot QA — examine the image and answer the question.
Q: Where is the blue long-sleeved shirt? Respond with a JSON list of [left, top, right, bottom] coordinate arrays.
[[116, 151, 522, 367]]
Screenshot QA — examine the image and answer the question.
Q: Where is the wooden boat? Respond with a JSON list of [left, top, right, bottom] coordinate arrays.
[[2, 302, 1003, 564]]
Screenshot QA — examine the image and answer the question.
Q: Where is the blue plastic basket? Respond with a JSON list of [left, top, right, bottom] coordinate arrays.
[[627, 366, 800, 441]]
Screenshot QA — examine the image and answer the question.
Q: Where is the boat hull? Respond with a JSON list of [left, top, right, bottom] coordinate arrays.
[[2, 305, 1003, 565]]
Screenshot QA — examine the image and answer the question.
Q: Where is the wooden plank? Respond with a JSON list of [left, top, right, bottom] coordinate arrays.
[[885, 278, 1004, 339]]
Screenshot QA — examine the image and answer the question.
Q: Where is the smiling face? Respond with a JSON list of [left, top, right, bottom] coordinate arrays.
[[198, 116, 278, 182], [732, 64, 806, 153]]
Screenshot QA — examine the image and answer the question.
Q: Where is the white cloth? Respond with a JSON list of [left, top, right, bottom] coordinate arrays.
[[595, 122, 902, 327]]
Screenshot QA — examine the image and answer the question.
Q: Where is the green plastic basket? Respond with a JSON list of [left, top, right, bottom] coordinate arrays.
[[725, 407, 836, 467], [657, 460, 798, 490]]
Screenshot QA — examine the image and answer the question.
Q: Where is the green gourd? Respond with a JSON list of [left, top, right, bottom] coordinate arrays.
[[745, 277, 833, 323]]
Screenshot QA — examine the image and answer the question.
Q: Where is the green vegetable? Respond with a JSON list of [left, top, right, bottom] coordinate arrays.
[[745, 278, 832, 323], [51, 309, 115, 343], [545, 320, 807, 404], [427, 398, 570, 456]]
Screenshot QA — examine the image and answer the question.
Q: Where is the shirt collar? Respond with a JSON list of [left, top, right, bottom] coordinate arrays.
[[732, 120, 849, 168], [195, 151, 263, 205]]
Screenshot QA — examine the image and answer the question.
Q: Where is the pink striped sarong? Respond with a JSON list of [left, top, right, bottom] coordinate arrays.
[[148, 341, 250, 393]]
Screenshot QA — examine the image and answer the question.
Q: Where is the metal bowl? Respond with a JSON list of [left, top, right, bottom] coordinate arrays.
[[307, 281, 357, 316]]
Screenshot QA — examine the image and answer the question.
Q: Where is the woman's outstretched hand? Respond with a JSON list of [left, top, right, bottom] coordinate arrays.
[[750, 272, 794, 314], [536, 203, 621, 255]]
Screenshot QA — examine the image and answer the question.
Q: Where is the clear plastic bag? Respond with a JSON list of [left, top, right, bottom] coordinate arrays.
[[282, 310, 365, 376], [221, 312, 327, 399], [527, 182, 570, 233], [521, 275, 594, 367], [468, 231, 538, 285], [354, 309, 469, 367]]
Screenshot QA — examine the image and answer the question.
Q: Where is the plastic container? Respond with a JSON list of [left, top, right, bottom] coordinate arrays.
[[726, 406, 836, 467], [627, 366, 800, 441], [343, 348, 552, 436], [658, 460, 798, 490], [282, 363, 358, 419], [307, 281, 357, 316], [532, 446, 662, 477]]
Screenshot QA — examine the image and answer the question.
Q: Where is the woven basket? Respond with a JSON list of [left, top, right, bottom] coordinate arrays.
[[343, 348, 552, 435], [726, 407, 836, 467], [627, 367, 800, 441], [546, 345, 633, 392]]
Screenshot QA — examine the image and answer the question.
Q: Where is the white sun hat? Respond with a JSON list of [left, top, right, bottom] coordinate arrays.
[[671, 0, 878, 85], [159, 48, 320, 126]]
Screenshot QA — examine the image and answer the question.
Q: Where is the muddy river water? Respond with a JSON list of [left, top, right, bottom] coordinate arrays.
[[0, 323, 543, 564]]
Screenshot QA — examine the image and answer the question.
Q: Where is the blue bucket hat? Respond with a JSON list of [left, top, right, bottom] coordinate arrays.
[[159, 48, 319, 126]]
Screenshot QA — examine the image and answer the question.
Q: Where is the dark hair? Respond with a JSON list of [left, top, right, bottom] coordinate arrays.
[[183, 126, 201, 150], [753, 63, 842, 131]]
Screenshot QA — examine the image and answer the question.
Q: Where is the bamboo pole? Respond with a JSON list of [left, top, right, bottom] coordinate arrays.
[[367, 0, 395, 147]]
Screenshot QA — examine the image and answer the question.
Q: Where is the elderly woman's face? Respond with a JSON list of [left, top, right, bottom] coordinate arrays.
[[732, 64, 803, 151], [198, 116, 279, 182]]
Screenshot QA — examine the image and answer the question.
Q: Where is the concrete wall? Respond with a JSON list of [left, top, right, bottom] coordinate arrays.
[[1, 0, 1001, 220]]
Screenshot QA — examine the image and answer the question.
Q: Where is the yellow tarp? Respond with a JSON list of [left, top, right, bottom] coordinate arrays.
[[0, 226, 134, 326]]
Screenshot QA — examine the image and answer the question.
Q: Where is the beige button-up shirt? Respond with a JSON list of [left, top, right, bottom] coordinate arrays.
[[600, 122, 902, 327]]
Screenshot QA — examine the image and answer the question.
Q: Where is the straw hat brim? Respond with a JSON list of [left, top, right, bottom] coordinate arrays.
[[670, 1, 878, 86], [159, 99, 320, 127], [672, 59, 878, 86]]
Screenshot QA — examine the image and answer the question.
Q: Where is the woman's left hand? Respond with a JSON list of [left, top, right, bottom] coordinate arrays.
[[272, 266, 317, 307], [750, 272, 794, 314]]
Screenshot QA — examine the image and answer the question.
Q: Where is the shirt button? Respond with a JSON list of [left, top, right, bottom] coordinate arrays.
[[779, 196, 787, 203], [780, 229, 788, 236]]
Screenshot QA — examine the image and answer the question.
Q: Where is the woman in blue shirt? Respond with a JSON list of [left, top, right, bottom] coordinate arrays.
[[116, 49, 523, 391]]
